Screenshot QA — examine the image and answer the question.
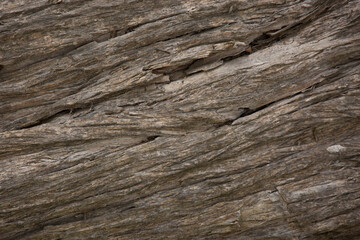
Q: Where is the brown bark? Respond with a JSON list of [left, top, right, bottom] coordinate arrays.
[[1, 0, 360, 239]]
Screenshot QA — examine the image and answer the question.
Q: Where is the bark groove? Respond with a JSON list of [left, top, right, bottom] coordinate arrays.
[[1, 0, 360, 239]]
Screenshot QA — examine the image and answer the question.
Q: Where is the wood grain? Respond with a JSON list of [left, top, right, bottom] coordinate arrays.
[[1, 0, 360, 239]]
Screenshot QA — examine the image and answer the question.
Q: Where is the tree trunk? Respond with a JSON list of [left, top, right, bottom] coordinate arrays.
[[1, 0, 360, 239]]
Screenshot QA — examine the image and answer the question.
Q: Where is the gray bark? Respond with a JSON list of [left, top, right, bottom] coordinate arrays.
[[1, 0, 360, 239]]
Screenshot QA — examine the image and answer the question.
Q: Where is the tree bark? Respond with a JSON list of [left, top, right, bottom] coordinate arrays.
[[1, 0, 360, 239]]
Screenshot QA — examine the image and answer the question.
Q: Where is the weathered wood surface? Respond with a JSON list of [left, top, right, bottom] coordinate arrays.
[[1, 0, 360, 239]]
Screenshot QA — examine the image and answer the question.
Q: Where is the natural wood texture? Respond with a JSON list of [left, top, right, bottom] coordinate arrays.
[[1, 0, 360, 239]]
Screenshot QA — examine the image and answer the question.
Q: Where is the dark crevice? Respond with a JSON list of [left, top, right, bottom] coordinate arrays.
[[147, 23, 237, 76], [2, 13, 185, 75], [146, 135, 159, 141], [18, 108, 83, 130], [141, 135, 160, 144], [219, 108, 251, 126], [168, 70, 188, 81], [249, 0, 334, 51], [221, 47, 252, 62], [14, 77, 156, 130], [152, 14, 315, 79], [154, 1, 336, 90], [2, 0, 334, 77], [221, 21, 307, 63], [223, 0, 335, 62], [123, 25, 136, 34], [223, 69, 344, 127], [219, 90, 307, 128], [8, 135, 310, 239], [14, 80, 147, 130], [156, 20, 234, 46], [11, 2, 335, 131], [237, 103, 275, 118]]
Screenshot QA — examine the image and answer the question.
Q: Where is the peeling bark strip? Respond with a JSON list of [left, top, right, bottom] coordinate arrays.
[[1, 0, 360, 239]]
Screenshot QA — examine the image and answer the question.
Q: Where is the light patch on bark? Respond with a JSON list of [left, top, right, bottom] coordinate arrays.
[[327, 144, 346, 153]]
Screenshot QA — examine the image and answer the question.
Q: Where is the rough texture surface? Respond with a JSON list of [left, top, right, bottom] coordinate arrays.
[[1, 0, 360, 239]]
